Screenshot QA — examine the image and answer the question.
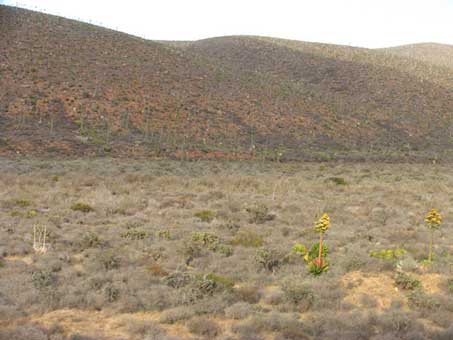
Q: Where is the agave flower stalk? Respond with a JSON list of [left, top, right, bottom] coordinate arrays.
[[314, 213, 330, 268], [425, 209, 442, 262]]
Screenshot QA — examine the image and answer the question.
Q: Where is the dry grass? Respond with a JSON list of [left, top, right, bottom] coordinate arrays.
[[1, 159, 453, 339]]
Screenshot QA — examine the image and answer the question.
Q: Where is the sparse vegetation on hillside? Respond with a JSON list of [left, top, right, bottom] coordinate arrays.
[[1, 5, 453, 160]]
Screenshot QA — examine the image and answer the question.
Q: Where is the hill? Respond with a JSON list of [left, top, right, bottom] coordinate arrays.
[[381, 43, 453, 70], [1, 5, 452, 161]]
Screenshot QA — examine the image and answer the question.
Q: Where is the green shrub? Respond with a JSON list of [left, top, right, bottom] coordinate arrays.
[[26, 210, 37, 218], [213, 243, 234, 257], [99, 251, 121, 270], [192, 232, 219, 246], [219, 220, 241, 233], [105, 284, 120, 302], [32, 270, 57, 290], [191, 232, 233, 256], [231, 230, 264, 247], [302, 242, 329, 275], [282, 281, 314, 311], [79, 232, 102, 249], [177, 273, 236, 302], [307, 242, 328, 260], [307, 261, 329, 275], [246, 203, 275, 224], [120, 229, 148, 240], [204, 273, 235, 290], [194, 275, 218, 296], [326, 177, 348, 185], [369, 248, 406, 261], [255, 248, 285, 272], [180, 240, 204, 263], [292, 243, 307, 256], [194, 210, 215, 223], [15, 199, 31, 207], [163, 271, 192, 289], [157, 230, 171, 240], [71, 202, 94, 213], [395, 272, 421, 290]]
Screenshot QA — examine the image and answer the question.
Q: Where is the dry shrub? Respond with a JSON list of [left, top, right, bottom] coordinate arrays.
[[187, 317, 221, 337], [235, 285, 261, 304]]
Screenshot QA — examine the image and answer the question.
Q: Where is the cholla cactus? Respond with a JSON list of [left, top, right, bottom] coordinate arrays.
[[425, 209, 442, 262], [314, 213, 330, 269]]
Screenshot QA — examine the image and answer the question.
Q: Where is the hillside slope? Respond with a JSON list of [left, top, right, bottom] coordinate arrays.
[[1, 5, 452, 160], [381, 43, 453, 70]]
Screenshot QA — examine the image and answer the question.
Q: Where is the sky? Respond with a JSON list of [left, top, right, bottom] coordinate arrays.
[[3, 0, 453, 48]]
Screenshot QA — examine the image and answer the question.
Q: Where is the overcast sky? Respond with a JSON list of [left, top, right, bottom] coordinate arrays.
[[3, 0, 453, 48]]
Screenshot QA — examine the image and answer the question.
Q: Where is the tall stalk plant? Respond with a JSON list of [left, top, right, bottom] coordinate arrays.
[[424, 209, 442, 263], [314, 213, 330, 268]]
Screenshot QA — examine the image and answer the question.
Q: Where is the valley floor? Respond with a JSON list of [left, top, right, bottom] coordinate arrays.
[[0, 159, 453, 340]]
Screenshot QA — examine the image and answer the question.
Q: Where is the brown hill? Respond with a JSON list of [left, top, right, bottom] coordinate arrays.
[[1, 5, 452, 161], [381, 43, 453, 70]]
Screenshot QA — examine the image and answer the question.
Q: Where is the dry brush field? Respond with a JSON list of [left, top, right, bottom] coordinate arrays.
[[1, 159, 453, 340]]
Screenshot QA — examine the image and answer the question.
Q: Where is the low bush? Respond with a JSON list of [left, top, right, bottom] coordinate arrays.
[[194, 210, 216, 223], [369, 248, 406, 261], [104, 284, 120, 302], [225, 302, 255, 319], [192, 232, 219, 246], [14, 199, 32, 207], [71, 202, 94, 213], [79, 232, 102, 249], [255, 248, 286, 272], [408, 290, 440, 310], [213, 243, 234, 257], [157, 230, 171, 240], [326, 177, 348, 185], [394, 272, 421, 290], [231, 230, 264, 247], [163, 271, 192, 289], [246, 203, 275, 224], [282, 281, 314, 312], [187, 317, 221, 337], [159, 306, 194, 324], [219, 220, 241, 233], [99, 251, 121, 270], [235, 285, 261, 304], [120, 229, 148, 240], [194, 274, 230, 296], [31, 270, 57, 290], [204, 273, 235, 290]]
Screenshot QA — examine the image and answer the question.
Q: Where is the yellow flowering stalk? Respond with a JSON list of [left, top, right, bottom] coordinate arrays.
[[314, 213, 330, 268], [425, 209, 442, 262]]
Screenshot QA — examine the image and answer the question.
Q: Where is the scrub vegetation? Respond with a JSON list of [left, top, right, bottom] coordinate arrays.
[[1, 159, 453, 339]]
